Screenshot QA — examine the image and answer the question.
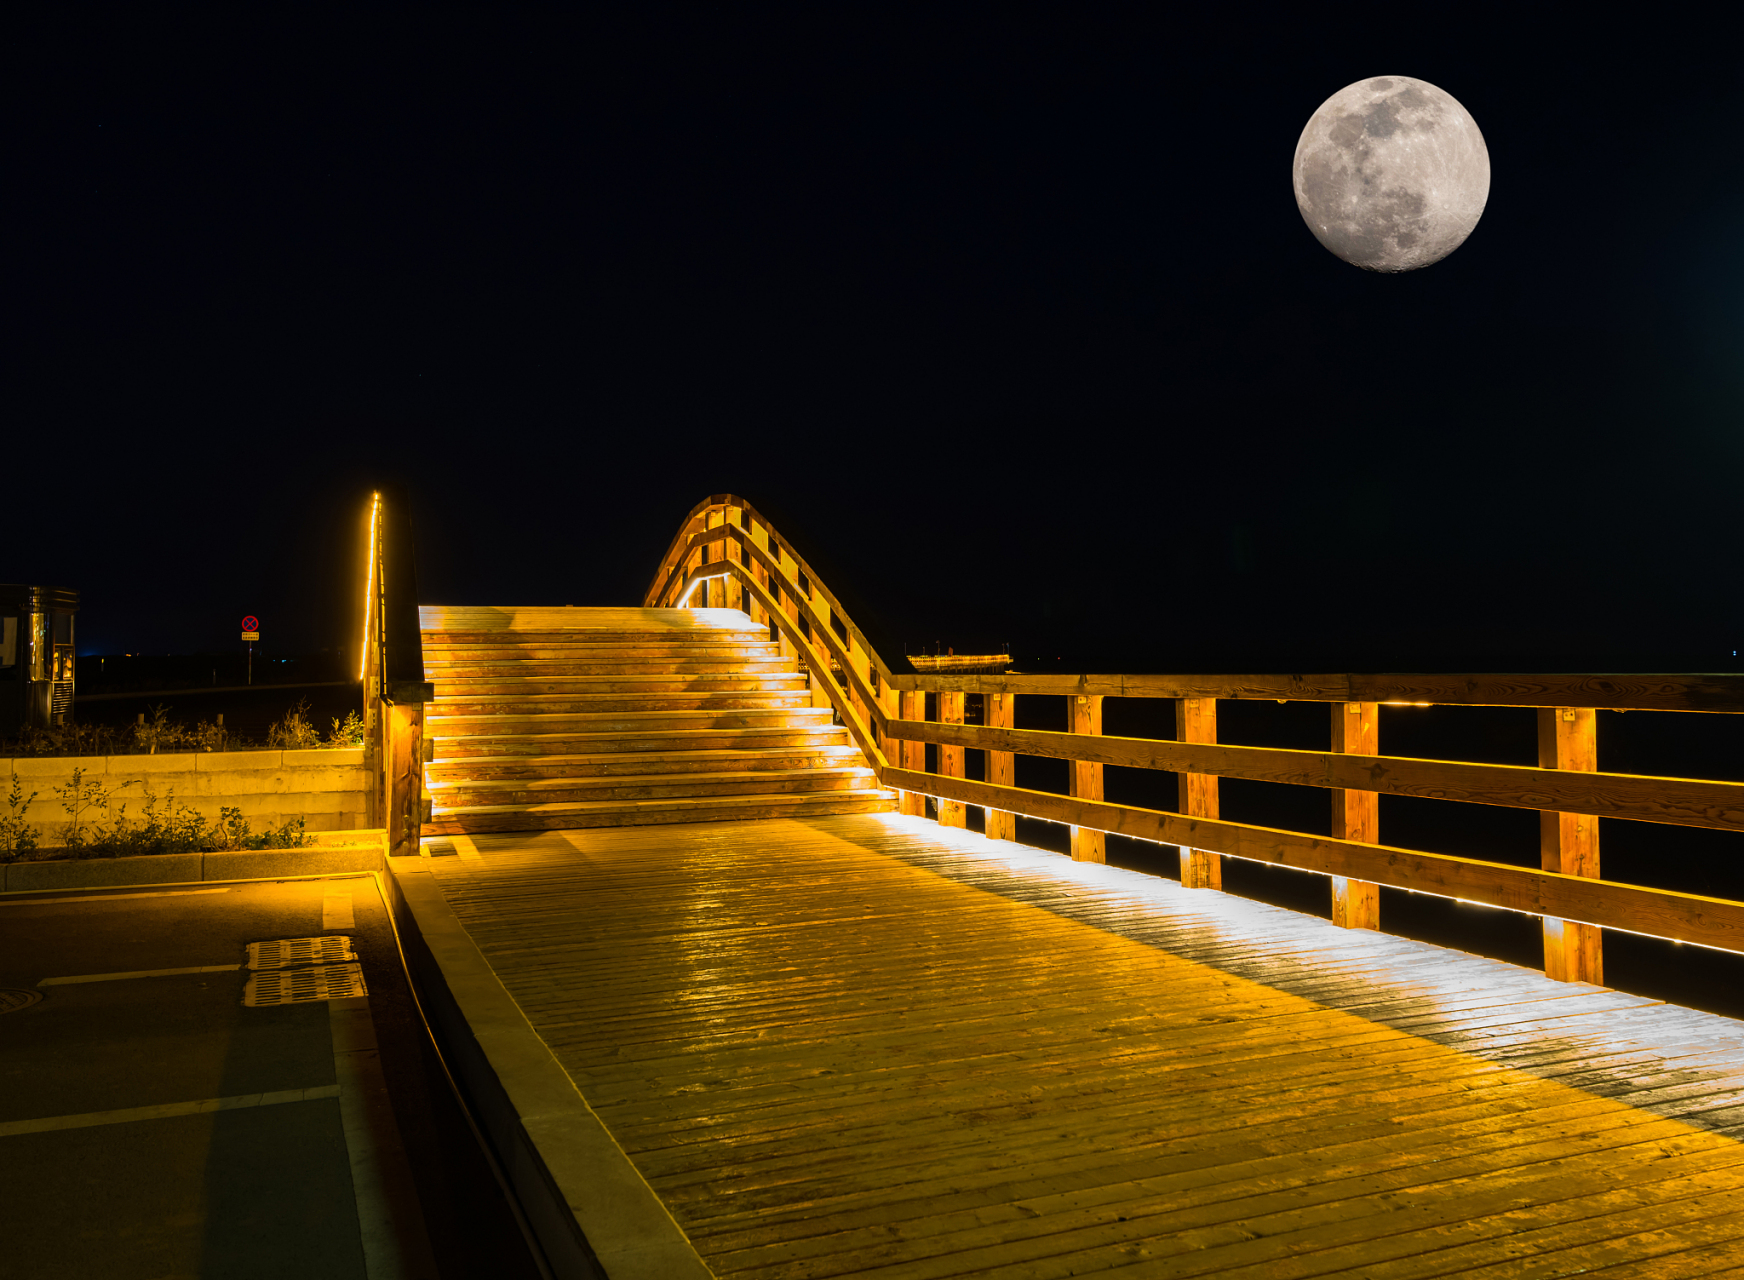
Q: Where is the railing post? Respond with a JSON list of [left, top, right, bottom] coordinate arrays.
[[1540, 707, 1603, 983], [898, 690, 927, 816], [800, 574, 832, 713], [686, 513, 709, 606], [846, 635, 873, 741], [386, 702, 425, 856], [723, 503, 744, 613], [365, 694, 384, 829], [938, 691, 966, 828], [878, 679, 900, 779], [745, 517, 769, 627], [1069, 694, 1105, 862], [772, 543, 799, 662], [1330, 701, 1381, 929], [985, 692, 1017, 840], [705, 506, 725, 609], [1178, 697, 1221, 888]]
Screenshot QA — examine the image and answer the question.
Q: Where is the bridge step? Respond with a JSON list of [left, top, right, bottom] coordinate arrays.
[[428, 707, 836, 737], [423, 628, 770, 647], [425, 642, 783, 661], [423, 788, 895, 834], [435, 727, 853, 759], [431, 691, 812, 717], [429, 673, 811, 697], [426, 746, 866, 784], [430, 766, 875, 809], [419, 604, 894, 835], [427, 659, 800, 678]]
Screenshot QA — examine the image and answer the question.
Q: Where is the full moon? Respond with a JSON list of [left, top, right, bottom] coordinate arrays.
[[1293, 76, 1490, 272]]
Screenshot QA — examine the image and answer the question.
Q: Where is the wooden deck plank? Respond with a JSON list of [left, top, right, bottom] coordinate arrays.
[[706, 1151, 1744, 1279], [424, 814, 1744, 1278]]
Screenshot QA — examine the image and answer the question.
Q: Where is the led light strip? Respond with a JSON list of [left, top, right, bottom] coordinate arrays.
[[359, 491, 381, 681]]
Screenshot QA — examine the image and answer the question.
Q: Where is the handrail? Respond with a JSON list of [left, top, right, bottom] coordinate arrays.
[[359, 488, 431, 857], [646, 495, 1744, 974], [892, 670, 1744, 715], [890, 719, 1744, 833], [646, 496, 907, 686]]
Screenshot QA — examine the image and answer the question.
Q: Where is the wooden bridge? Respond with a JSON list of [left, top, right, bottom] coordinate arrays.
[[358, 494, 1744, 1278]]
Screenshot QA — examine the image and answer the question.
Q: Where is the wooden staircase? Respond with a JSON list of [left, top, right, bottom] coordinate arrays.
[[419, 606, 896, 834]]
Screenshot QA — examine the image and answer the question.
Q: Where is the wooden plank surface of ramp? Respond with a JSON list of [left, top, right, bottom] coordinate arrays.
[[424, 814, 1744, 1279]]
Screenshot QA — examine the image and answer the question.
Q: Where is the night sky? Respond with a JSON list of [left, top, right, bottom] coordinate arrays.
[[13, 12, 1742, 671]]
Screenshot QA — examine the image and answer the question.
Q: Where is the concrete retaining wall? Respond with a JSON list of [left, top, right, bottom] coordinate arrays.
[[0, 829, 388, 892], [2, 748, 369, 842]]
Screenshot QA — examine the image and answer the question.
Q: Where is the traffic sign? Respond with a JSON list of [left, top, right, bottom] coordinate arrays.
[[241, 615, 259, 632]]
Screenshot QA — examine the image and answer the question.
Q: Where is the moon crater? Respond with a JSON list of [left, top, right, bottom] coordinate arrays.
[[1293, 76, 1490, 273]]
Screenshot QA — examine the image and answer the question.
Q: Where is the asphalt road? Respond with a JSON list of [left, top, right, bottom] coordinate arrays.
[[0, 874, 545, 1280]]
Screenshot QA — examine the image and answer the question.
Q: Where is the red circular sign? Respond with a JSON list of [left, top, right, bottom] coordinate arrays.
[[240, 615, 259, 632]]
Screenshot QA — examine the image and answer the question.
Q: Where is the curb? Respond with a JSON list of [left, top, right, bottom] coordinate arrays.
[[381, 857, 713, 1280]]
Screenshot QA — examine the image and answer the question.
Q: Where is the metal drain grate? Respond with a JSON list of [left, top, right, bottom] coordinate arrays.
[[0, 989, 43, 1015], [243, 963, 367, 1007], [247, 936, 357, 970]]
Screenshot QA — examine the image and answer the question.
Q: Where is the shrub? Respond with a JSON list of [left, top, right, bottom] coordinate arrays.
[[53, 767, 129, 850], [268, 698, 322, 750], [98, 786, 213, 858], [1, 776, 39, 862], [58, 787, 314, 859], [3, 722, 131, 758], [328, 710, 366, 747], [207, 805, 311, 851]]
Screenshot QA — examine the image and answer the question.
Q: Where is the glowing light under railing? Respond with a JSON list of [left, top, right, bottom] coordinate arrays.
[[676, 568, 731, 608], [874, 808, 1743, 955], [359, 491, 380, 682]]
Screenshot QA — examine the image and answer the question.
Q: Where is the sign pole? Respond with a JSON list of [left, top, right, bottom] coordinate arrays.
[[240, 616, 260, 686]]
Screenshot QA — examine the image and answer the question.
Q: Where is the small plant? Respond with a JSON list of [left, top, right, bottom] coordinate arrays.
[[1, 776, 40, 861], [3, 722, 129, 759], [268, 698, 322, 750], [98, 786, 212, 858], [53, 767, 131, 850], [218, 805, 252, 848], [256, 816, 310, 849], [328, 710, 366, 747], [132, 704, 174, 755], [192, 719, 229, 753], [203, 806, 312, 852]]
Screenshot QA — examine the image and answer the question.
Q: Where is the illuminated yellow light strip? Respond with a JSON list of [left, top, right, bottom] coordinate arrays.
[[359, 492, 380, 682], [951, 823, 1744, 955], [675, 569, 730, 608]]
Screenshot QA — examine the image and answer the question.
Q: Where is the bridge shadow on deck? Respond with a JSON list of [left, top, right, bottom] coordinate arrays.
[[426, 813, 1744, 1279]]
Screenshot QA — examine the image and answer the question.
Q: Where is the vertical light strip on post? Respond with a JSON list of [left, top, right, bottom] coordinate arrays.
[[359, 491, 381, 683]]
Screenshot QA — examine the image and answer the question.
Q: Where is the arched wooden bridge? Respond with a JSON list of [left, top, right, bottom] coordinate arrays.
[[358, 494, 1744, 1279]]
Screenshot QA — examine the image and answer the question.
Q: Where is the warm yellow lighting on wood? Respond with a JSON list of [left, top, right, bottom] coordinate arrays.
[[1330, 701, 1380, 930], [1178, 697, 1220, 888], [359, 491, 380, 683]]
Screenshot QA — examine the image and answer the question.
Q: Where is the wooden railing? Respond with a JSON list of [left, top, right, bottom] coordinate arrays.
[[646, 495, 1744, 977], [360, 488, 432, 858]]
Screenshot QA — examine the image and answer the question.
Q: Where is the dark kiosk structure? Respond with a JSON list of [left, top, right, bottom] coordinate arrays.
[[0, 584, 78, 736]]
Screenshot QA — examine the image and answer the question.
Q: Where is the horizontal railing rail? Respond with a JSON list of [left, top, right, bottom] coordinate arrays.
[[893, 671, 1744, 714], [889, 719, 1744, 833], [646, 495, 1744, 979]]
